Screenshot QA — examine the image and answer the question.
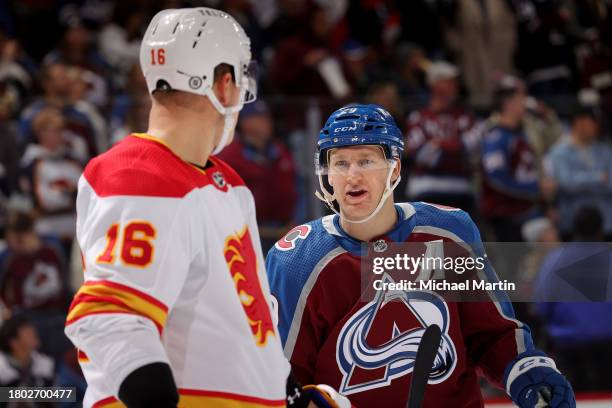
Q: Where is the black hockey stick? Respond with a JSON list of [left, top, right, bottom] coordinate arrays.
[[406, 324, 442, 408]]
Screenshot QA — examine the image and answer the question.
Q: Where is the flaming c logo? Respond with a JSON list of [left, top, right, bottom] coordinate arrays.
[[224, 227, 275, 347]]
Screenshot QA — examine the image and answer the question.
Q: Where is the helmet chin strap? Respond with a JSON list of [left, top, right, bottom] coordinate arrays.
[[204, 86, 245, 155], [315, 161, 401, 224]]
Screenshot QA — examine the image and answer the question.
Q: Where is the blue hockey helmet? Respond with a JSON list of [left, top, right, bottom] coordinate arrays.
[[314, 104, 405, 224], [315, 104, 404, 173]]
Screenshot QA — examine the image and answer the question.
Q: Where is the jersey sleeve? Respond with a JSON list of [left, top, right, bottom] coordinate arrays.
[[456, 213, 535, 387], [65, 175, 201, 395], [265, 225, 336, 386], [266, 247, 322, 385]]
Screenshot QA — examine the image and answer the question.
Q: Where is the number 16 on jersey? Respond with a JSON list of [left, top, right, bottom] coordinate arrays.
[[96, 221, 156, 268]]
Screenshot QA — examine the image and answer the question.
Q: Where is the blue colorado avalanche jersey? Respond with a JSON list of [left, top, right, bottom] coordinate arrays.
[[266, 202, 534, 408]]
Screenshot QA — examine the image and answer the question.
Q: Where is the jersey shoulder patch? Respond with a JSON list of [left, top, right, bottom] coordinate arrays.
[[266, 219, 341, 281], [274, 224, 313, 251]]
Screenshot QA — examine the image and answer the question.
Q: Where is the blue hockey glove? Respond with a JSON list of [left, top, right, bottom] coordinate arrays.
[[504, 351, 575, 408]]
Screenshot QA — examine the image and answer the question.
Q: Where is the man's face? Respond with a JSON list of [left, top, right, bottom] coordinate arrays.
[[6, 230, 39, 254], [430, 77, 458, 106], [369, 85, 401, 118], [504, 89, 527, 119], [47, 64, 71, 98], [12, 324, 41, 353], [36, 115, 65, 152], [574, 116, 599, 143], [65, 25, 90, 50], [327, 145, 398, 220]]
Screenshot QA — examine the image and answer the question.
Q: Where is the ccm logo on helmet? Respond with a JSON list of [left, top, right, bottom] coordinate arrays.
[[335, 126, 358, 133], [275, 225, 311, 251]]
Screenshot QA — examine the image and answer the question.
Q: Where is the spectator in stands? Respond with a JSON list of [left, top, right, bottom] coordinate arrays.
[[574, 0, 612, 135], [405, 61, 478, 213], [514, 0, 578, 113], [42, 12, 110, 82], [0, 99, 18, 233], [392, 43, 428, 113], [365, 80, 404, 128], [67, 66, 108, 153], [342, 39, 374, 97], [110, 63, 148, 138], [445, 0, 517, 111], [110, 91, 150, 145], [217, 101, 299, 252], [260, 0, 309, 48], [269, 4, 351, 129], [0, 211, 68, 312], [544, 106, 612, 240], [270, 4, 348, 99], [0, 314, 55, 389], [0, 27, 34, 115], [98, 3, 147, 87], [522, 95, 563, 164], [534, 206, 612, 391], [480, 75, 549, 241], [0, 211, 71, 360], [18, 108, 83, 242], [518, 216, 560, 297], [222, 0, 265, 61], [20, 62, 99, 159]]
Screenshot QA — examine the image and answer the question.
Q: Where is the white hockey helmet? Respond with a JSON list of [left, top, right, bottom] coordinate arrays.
[[140, 8, 257, 153]]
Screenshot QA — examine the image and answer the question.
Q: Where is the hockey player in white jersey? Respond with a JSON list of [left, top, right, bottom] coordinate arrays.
[[65, 8, 349, 408]]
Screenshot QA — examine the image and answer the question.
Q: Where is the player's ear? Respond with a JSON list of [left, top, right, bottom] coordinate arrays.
[[212, 71, 234, 107], [327, 174, 335, 188], [391, 159, 401, 182]]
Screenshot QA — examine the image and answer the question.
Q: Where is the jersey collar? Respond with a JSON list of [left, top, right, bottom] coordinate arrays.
[[321, 203, 417, 255]]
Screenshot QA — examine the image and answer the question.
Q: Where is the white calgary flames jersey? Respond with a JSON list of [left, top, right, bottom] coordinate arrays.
[[65, 134, 289, 408]]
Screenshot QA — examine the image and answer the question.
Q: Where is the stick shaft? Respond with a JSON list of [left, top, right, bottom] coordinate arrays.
[[407, 324, 442, 408]]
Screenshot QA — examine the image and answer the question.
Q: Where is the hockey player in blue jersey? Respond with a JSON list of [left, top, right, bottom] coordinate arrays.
[[266, 104, 575, 408]]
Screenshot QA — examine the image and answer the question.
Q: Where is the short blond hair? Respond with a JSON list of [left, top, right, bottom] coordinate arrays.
[[32, 107, 65, 135]]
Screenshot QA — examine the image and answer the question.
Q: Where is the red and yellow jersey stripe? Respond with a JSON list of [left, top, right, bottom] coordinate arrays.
[[66, 280, 168, 334], [77, 349, 89, 363], [92, 389, 286, 408]]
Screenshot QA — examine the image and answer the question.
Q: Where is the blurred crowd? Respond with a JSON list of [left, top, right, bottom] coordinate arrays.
[[0, 0, 611, 403]]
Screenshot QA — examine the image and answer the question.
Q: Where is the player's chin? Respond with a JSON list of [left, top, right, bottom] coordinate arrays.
[[340, 201, 376, 220]]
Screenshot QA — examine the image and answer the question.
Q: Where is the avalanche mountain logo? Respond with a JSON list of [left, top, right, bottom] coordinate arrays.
[[224, 227, 275, 346], [336, 274, 457, 395]]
